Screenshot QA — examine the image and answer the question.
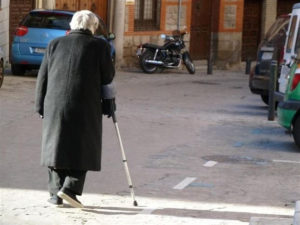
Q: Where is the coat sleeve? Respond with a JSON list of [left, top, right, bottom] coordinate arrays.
[[100, 42, 115, 85], [35, 46, 49, 116]]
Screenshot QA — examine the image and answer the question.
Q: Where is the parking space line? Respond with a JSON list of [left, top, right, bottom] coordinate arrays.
[[203, 161, 218, 167], [273, 159, 300, 164], [173, 177, 197, 190]]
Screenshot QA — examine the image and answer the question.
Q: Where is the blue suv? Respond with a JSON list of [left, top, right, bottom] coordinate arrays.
[[11, 9, 115, 75]]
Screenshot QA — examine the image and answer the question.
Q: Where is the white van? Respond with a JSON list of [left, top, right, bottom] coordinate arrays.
[[278, 3, 300, 96]]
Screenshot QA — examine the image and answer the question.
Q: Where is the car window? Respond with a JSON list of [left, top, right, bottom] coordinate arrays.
[[287, 16, 298, 53], [294, 23, 300, 54], [265, 17, 289, 42], [21, 12, 72, 30], [94, 17, 108, 38]]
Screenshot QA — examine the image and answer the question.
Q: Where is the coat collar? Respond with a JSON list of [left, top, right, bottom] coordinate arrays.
[[69, 29, 93, 36]]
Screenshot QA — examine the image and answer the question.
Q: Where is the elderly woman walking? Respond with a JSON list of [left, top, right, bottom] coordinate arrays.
[[35, 10, 116, 208]]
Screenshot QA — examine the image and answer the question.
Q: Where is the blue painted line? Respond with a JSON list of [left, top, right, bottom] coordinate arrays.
[[251, 129, 262, 134], [233, 142, 244, 147]]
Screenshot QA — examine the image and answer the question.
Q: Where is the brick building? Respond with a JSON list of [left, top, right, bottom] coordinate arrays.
[[1, 0, 300, 69]]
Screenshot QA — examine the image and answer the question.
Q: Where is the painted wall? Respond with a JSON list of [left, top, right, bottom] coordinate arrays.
[[0, 0, 10, 66]]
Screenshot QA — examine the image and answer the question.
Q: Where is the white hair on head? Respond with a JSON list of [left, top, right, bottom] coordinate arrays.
[[70, 10, 99, 34]]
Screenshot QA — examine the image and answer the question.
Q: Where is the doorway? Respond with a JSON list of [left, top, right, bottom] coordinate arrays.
[[55, 0, 108, 23], [242, 0, 262, 61], [190, 0, 213, 60]]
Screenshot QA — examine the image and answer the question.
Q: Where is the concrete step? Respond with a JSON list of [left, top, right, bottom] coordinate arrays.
[[249, 217, 293, 225]]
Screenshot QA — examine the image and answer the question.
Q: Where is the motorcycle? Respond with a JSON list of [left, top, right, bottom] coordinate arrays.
[[136, 31, 195, 74]]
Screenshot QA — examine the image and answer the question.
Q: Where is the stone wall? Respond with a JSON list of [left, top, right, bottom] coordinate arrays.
[[0, 0, 10, 66], [215, 32, 242, 69], [165, 5, 186, 31], [213, 0, 244, 68]]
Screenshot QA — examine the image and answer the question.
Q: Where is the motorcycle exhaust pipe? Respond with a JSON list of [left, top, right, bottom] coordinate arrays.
[[145, 60, 164, 65], [165, 59, 182, 69]]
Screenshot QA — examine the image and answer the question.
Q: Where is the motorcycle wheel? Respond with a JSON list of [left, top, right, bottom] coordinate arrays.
[[140, 50, 158, 74], [183, 51, 195, 74]]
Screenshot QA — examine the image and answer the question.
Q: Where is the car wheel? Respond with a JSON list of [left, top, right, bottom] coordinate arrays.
[[11, 64, 26, 75], [112, 54, 116, 67], [261, 94, 269, 105], [293, 116, 300, 149], [0, 59, 4, 88]]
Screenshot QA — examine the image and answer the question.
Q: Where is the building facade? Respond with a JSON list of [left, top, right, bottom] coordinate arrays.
[[2, 0, 300, 69], [122, 0, 298, 68], [123, 0, 192, 67]]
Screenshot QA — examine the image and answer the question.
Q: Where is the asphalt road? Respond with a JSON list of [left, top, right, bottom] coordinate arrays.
[[0, 69, 299, 224]]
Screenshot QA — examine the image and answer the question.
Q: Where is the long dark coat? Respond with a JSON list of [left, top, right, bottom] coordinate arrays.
[[35, 30, 115, 171]]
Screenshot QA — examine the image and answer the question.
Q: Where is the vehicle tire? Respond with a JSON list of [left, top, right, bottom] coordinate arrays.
[[260, 94, 278, 109], [140, 50, 158, 74], [261, 94, 269, 105], [293, 116, 300, 149], [183, 51, 195, 74], [112, 54, 116, 67], [0, 59, 4, 88], [11, 64, 26, 75]]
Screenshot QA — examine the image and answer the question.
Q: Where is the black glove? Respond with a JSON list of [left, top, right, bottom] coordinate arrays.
[[102, 98, 116, 118]]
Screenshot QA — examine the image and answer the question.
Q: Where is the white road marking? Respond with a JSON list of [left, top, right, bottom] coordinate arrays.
[[173, 177, 197, 190], [203, 161, 218, 167], [273, 159, 300, 164]]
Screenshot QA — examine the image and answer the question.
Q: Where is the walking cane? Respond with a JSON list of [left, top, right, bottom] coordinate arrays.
[[112, 112, 138, 206]]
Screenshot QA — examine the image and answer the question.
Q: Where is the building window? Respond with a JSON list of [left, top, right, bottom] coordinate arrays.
[[134, 0, 161, 31]]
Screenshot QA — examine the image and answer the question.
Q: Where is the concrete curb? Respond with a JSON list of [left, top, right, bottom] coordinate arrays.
[[249, 217, 293, 225], [294, 201, 300, 225]]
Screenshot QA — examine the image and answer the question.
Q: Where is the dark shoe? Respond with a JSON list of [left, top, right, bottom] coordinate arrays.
[[57, 189, 83, 208], [47, 195, 63, 207]]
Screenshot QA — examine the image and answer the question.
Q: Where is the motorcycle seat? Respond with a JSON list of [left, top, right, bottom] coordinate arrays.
[[142, 43, 165, 50]]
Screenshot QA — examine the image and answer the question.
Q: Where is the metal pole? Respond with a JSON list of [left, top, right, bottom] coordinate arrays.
[[177, 0, 182, 30], [207, 32, 214, 75], [207, 1, 213, 75], [245, 58, 252, 74], [268, 60, 278, 121]]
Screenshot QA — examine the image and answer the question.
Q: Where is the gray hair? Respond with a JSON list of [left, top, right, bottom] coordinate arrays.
[[69, 10, 99, 34]]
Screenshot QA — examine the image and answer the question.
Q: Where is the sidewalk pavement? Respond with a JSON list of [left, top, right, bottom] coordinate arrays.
[[1, 69, 299, 225]]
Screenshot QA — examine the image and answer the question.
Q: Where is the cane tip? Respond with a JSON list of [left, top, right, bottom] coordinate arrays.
[[133, 200, 138, 207]]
